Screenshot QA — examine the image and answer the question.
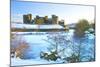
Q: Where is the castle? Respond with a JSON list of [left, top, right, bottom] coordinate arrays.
[[23, 14, 65, 26]]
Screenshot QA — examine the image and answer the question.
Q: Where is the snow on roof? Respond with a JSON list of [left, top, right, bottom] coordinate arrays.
[[11, 23, 65, 29]]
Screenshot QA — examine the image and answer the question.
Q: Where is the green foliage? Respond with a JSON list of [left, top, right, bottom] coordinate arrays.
[[66, 53, 80, 63], [40, 51, 60, 61], [74, 19, 90, 37], [90, 23, 95, 30]]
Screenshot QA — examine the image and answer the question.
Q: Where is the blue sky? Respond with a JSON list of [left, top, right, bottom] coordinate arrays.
[[11, 0, 95, 24]]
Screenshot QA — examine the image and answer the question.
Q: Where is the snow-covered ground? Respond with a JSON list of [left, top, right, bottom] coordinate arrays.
[[11, 58, 64, 66], [11, 23, 66, 29], [11, 29, 95, 66]]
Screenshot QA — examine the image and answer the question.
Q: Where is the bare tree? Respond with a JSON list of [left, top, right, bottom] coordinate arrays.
[[11, 34, 29, 59]]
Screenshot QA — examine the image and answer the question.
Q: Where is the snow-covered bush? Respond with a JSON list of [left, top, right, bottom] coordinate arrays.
[[40, 51, 61, 61], [64, 53, 80, 63]]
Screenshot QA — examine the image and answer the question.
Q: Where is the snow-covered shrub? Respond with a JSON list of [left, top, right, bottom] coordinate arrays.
[[65, 53, 80, 63], [40, 51, 61, 61], [40, 51, 48, 59], [41, 33, 72, 61]]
